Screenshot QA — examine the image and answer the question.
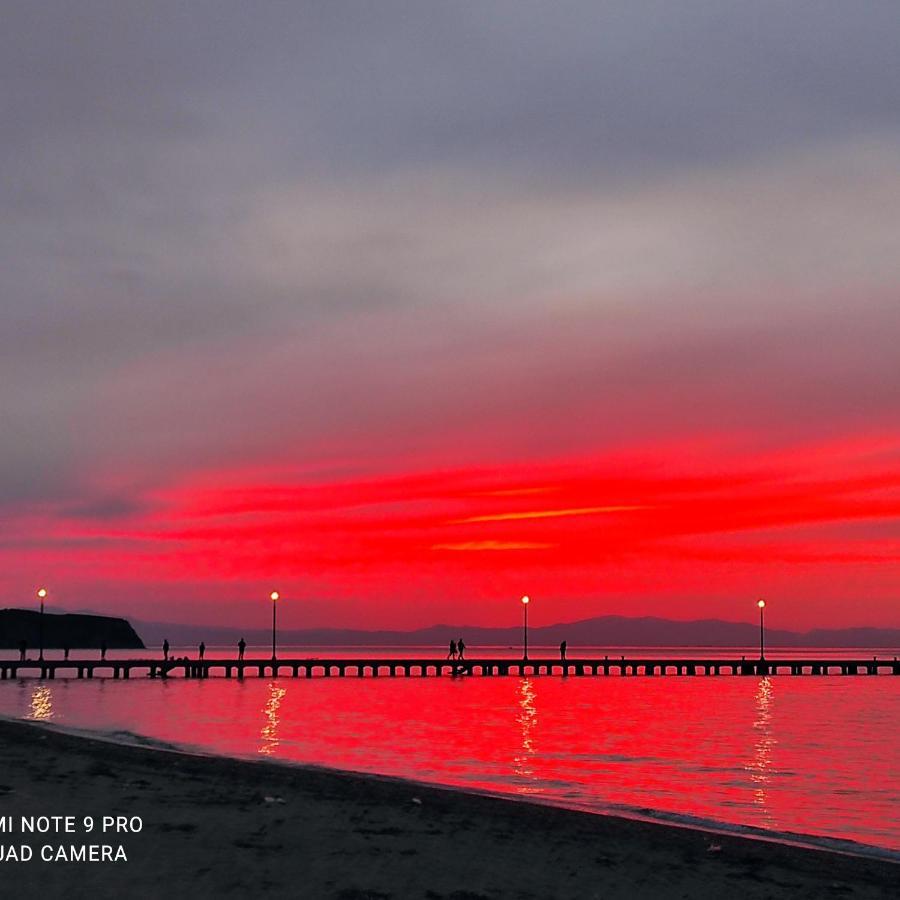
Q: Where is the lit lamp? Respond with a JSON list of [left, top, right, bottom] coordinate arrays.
[[521, 595, 530, 661], [270, 591, 280, 661], [37, 588, 48, 661], [757, 598, 766, 661]]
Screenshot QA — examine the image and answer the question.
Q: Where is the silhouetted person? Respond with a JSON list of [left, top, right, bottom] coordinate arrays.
[[100, 641, 107, 661], [64, 645, 70, 661], [19, 640, 26, 661], [238, 638, 246, 660], [560, 640, 567, 662], [198, 642, 206, 660], [163, 639, 170, 661], [447, 640, 457, 660], [457, 638, 466, 660]]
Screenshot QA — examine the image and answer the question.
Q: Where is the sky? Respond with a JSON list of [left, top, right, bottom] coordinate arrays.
[[2, 2, 900, 630]]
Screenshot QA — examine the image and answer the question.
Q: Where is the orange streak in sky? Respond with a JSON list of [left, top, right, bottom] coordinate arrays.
[[432, 541, 554, 551], [454, 505, 646, 524]]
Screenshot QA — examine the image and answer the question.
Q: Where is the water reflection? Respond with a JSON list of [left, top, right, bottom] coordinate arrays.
[[258, 681, 287, 755], [746, 677, 777, 827], [512, 679, 542, 793], [29, 684, 54, 721], [2, 673, 895, 851]]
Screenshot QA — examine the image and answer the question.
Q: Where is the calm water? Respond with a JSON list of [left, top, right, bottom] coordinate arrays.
[[1, 646, 898, 855]]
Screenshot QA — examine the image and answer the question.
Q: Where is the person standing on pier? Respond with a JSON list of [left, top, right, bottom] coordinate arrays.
[[560, 640, 567, 662], [458, 638, 466, 660], [447, 640, 457, 660], [163, 639, 170, 661], [64, 645, 70, 661], [238, 638, 246, 660], [100, 641, 107, 661], [18, 640, 26, 661], [198, 641, 206, 660]]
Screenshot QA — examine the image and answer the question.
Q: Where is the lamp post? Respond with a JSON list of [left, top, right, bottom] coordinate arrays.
[[521, 595, 530, 661], [37, 588, 47, 661], [757, 598, 766, 661], [270, 591, 280, 661]]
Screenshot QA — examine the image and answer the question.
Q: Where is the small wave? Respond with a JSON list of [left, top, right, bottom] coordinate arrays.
[[543, 797, 900, 863], [2, 715, 209, 757]]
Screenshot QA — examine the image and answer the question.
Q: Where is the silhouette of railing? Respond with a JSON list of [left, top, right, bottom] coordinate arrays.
[[1, 656, 898, 680]]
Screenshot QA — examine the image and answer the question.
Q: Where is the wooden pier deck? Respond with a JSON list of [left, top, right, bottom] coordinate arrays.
[[1, 656, 899, 680]]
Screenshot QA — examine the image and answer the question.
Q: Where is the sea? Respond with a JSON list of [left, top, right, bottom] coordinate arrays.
[[1, 645, 898, 857]]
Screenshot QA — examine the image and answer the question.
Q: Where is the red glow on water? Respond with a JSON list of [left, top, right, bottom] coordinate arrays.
[[5, 672, 898, 852]]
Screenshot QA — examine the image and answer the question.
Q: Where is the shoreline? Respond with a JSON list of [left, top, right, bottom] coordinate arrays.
[[6, 714, 897, 865], [0, 718, 896, 899]]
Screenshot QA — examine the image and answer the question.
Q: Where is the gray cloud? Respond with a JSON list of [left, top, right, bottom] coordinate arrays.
[[2, 2, 900, 509]]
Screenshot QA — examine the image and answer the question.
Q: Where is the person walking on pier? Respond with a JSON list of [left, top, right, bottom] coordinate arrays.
[[100, 641, 107, 661], [163, 639, 170, 661], [560, 640, 567, 662], [238, 638, 246, 660], [198, 641, 206, 660], [457, 638, 466, 660], [447, 640, 457, 660], [18, 640, 26, 661]]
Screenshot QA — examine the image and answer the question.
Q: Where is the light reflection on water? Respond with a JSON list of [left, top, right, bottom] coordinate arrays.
[[747, 677, 777, 829], [259, 682, 286, 756], [1, 673, 897, 853], [28, 684, 54, 721], [513, 679, 540, 793]]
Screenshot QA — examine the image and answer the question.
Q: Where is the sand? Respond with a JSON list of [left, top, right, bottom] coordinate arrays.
[[0, 718, 895, 899]]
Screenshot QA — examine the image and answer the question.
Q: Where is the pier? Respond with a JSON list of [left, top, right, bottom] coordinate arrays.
[[1, 656, 899, 680]]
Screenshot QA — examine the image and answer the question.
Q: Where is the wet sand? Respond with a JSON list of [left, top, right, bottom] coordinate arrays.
[[0, 718, 895, 899]]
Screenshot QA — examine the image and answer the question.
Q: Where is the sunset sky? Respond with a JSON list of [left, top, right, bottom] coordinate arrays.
[[3, 3, 899, 630]]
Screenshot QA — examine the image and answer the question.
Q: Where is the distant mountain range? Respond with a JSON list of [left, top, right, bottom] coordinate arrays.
[[126, 614, 900, 650]]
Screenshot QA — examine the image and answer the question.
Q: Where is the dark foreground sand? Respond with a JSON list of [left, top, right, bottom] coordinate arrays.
[[0, 719, 895, 899]]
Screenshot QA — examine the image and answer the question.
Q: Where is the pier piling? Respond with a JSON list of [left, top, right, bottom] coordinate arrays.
[[1, 656, 897, 680]]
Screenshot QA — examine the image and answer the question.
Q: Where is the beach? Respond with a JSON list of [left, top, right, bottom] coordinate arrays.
[[0, 719, 895, 899]]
